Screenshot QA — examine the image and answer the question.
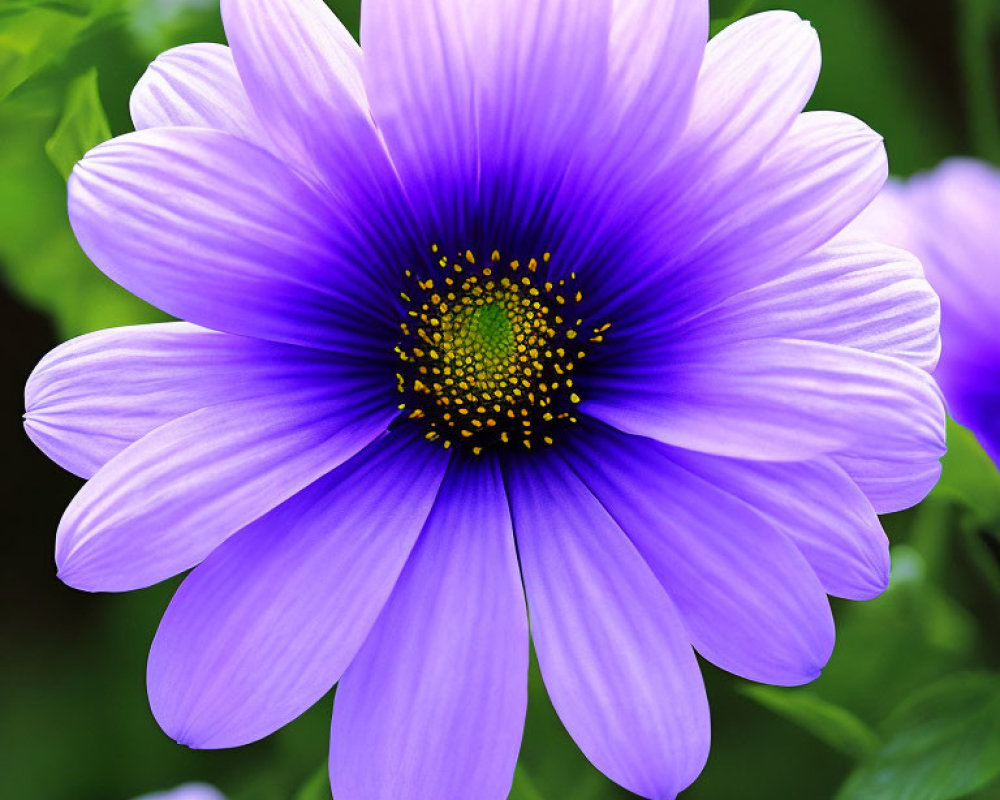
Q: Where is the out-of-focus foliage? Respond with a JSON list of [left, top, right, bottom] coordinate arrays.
[[0, 0, 114, 102], [0, 0, 163, 339], [509, 769, 548, 800], [44, 67, 111, 180], [740, 686, 880, 761], [837, 673, 1000, 800], [1, 1, 999, 799], [293, 766, 334, 800], [957, 0, 1000, 162]]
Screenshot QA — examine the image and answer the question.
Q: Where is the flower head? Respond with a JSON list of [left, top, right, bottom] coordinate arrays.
[[24, 1, 945, 798], [855, 159, 1000, 467]]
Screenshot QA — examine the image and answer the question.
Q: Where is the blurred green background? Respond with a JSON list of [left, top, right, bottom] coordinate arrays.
[[2, 0, 1000, 798]]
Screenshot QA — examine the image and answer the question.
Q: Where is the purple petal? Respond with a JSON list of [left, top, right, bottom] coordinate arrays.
[[601, 0, 707, 174], [23, 322, 350, 479], [330, 456, 527, 800], [855, 176, 996, 360], [677, 11, 820, 189], [148, 431, 449, 749], [508, 453, 709, 800], [132, 784, 225, 800], [623, 10, 820, 256], [362, 0, 612, 237], [550, 0, 708, 270], [908, 160, 1000, 339], [848, 179, 915, 257], [68, 127, 396, 353], [220, 0, 406, 225], [623, 111, 887, 325], [570, 426, 835, 686], [588, 9, 816, 280], [932, 350, 1000, 467], [880, 161, 1000, 466], [686, 111, 888, 291], [835, 452, 944, 515], [56, 381, 395, 592], [585, 339, 945, 463], [661, 448, 890, 601], [603, 110, 886, 329], [682, 237, 941, 372], [130, 43, 270, 151]]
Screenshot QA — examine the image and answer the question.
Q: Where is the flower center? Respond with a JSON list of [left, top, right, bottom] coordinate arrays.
[[395, 248, 608, 454]]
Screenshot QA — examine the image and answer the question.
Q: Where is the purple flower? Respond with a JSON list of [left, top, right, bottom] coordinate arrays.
[[24, 1, 946, 798], [133, 784, 224, 800], [855, 159, 1000, 467]]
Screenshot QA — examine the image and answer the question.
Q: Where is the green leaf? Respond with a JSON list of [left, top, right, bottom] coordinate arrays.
[[836, 673, 1000, 800], [0, 0, 128, 102], [742, 685, 881, 761], [933, 419, 1000, 525], [44, 67, 110, 179], [0, 6, 86, 102], [0, 82, 164, 337]]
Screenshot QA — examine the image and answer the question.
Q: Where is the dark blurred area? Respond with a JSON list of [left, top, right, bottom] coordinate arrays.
[[2, 1, 1000, 798]]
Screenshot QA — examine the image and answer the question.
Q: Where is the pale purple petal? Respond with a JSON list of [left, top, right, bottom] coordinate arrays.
[[663, 450, 890, 601], [330, 456, 527, 800], [585, 339, 945, 463], [148, 430, 449, 749], [697, 111, 888, 283], [679, 11, 820, 183], [132, 784, 225, 800], [834, 452, 944, 515], [637, 11, 821, 232], [848, 179, 916, 256], [68, 128, 398, 353], [508, 453, 709, 800], [23, 322, 348, 479], [681, 238, 941, 372], [56, 382, 396, 592], [663, 111, 888, 315], [550, 0, 708, 270], [863, 161, 1000, 466], [360, 0, 477, 234], [908, 160, 1000, 339], [570, 426, 835, 686], [130, 43, 270, 151], [602, 111, 886, 326], [600, 0, 708, 173], [220, 0, 407, 231], [362, 0, 612, 237]]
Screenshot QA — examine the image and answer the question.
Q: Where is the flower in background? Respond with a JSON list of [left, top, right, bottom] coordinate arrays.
[[133, 783, 224, 800], [855, 159, 1000, 467], [23, 0, 945, 798]]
